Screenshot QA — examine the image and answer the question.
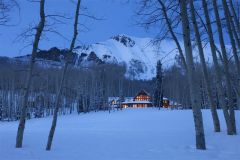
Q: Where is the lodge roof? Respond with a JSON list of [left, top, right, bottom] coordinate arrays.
[[134, 89, 150, 98], [122, 100, 152, 104]]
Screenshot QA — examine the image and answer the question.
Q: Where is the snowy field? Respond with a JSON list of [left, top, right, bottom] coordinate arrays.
[[0, 108, 240, 160]]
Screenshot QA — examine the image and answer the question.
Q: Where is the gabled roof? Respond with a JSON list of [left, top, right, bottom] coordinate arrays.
[[134, 89, 150, 98]]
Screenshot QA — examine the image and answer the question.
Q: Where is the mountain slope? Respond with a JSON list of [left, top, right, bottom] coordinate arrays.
[[76, 35, 179, 80], [12, 34, 218, 80]]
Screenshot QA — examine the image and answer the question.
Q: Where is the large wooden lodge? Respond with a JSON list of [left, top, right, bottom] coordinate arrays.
[[122, 90, 153, 108], [108, 90, 171, 108]]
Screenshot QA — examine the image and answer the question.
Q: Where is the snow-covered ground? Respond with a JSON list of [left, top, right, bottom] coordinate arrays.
[[0, 108, 239, 160]]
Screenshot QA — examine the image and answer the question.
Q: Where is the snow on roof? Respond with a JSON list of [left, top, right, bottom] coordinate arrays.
[[124, 97, 133, 101], [122, 97, 152, 104], [163, 97, 168, 100], [108, 95, 181, 106], [122, 100, 152, 104], [108, 97, 119, 102], [108, 96, 152, 104]]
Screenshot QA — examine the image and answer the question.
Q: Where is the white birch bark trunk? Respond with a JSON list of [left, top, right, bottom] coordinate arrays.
[[15, 0, 45, 148], [202, 0, 234, 135], [213, 0, 237, 134], [46, 0, 81, 150], [228, 0, 240, 37], [223, 0, 240, 112], [179, 0, 206, 150], [157, 0, 187, 73], [189, 0, 220, 132]]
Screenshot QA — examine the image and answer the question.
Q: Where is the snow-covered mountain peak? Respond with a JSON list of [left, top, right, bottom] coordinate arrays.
[[75, 35, 177, 80], [13, 35, 183, 80], [111, 34, 136, 47]]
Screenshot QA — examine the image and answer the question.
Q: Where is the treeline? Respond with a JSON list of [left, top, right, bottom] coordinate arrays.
[[163, 58, 238, 109], [0, 59, 153, 121], [1, 54, 238, 121]]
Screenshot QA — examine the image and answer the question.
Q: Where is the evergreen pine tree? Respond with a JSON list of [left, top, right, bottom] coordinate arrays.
[[154, 60, 163, 108]]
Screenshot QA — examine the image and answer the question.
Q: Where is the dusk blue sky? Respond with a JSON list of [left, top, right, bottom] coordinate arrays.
[[0, 0, 158, 57]]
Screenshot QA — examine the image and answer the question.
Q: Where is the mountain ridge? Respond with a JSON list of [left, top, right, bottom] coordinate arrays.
[[3, 34, 195, 80]]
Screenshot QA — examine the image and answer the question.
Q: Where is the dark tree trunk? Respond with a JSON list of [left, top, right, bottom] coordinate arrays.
[[154, 60, 163, 108]]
